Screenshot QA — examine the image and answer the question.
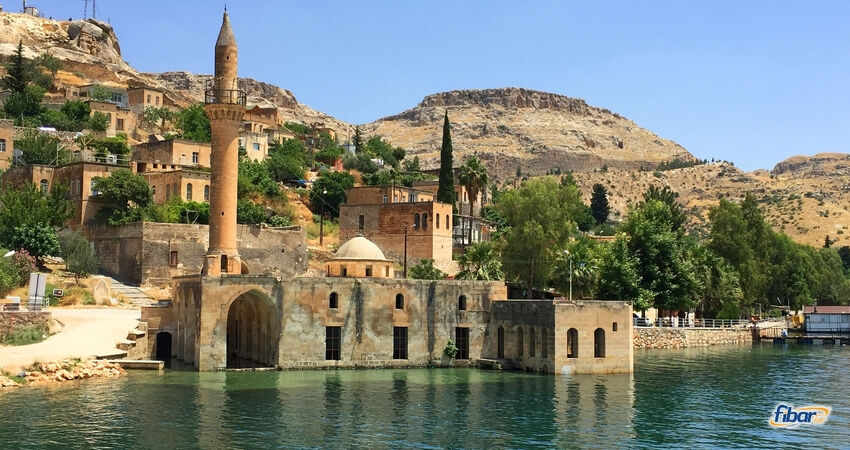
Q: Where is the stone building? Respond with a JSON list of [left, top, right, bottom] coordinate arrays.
[[86, 99, 136, 136], [137, 11, 633, 376], [89, 222, 307, 287], [0, 120, 14, 171], [131, 138, 211, 172]]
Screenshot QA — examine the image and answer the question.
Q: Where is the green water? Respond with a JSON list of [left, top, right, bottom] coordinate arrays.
[[0, 343, 847, 448]]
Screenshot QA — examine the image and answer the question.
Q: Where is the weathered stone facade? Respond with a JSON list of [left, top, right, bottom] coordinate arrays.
[[633, 327, 753, 349], [89, 222, 308, 287], [0, 311, 51, 341]]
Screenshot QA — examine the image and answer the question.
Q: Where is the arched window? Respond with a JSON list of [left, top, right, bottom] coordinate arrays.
[[173, 183, 179, 198], [446, 214, 450, 229], [422, 213, 428, 230], [529, 327, 536, 357], [204, 185, 210, 201], [152, 185, 156, 196], [594, 328, 606, 358], [414, 213, 420, 229], [329, 292, 339, 309], [395, 293, 404, 309], [497, 326, 505, 359], [458, 295, 467, 311], [567, 328, 578, 358], [541, 328, 548, 358], [516, 327, 524, 359], [165, 184, 171, 199], [39, 179, 48, 193], [436, 214, 440, 229], [186, 183, 193, 201]]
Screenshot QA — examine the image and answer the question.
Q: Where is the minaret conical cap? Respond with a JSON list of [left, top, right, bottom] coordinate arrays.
[[216, 11, 236, 47]]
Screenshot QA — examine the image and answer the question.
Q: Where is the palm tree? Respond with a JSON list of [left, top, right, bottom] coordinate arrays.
[[457, 157, 489, 244], [456, 242, 503, 280]]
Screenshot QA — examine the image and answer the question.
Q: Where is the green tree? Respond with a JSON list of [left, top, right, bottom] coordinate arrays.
[[1, 40, 31, 93], [457, 157, 489, 244], [0, 182, 72, 235], [60, 100, 92, 131], [496, 177, 589, 297], [590, 183, 611, 224], [552, 238, 602, 300], [142, 106, 176, 133], [88, 111, 109, 131], [238, 158, 280, 198], [4, 85, 45, 121], [266, 138, 308, 182], [0, 251, 23, 297], [14, 128, 69, 166], [409, 259, 448, 280], [456, 242, 503, 280], [596, 235, 651, 311], [642, 185, 686, 231], [91, 169, 153, 225], [177, 104, 211, 142], [88, 85, 112, 102], [60, 231, 99, 283], [236, 199, 266, 224], [353, 126, 364, 153], [436, 111, 455, 206], [402, 155, 421, 173], [310, 170, 355, 219], [343, 152, 379, 174], [5, 224, 61, 263], [620, 199, 702, 312]]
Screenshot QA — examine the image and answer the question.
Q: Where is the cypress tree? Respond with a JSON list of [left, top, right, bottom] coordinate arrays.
[[2, 40, 30, 93], [436, 111, 455, 205], [590, 183, 611, 224]]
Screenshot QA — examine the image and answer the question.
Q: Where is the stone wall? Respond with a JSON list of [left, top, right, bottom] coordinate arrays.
[[0, 312, 51, 341], [633, 327, 753, 349], [89, 222, 308, 286]]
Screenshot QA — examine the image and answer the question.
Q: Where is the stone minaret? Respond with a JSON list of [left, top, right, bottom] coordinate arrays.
[[203, 10, 246, 275]]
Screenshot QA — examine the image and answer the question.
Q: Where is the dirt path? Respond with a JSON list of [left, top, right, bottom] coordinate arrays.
[[0, 308, 140, 373]]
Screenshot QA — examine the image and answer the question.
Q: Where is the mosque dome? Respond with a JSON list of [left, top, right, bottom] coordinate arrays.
[[333, 236, 389, 261]]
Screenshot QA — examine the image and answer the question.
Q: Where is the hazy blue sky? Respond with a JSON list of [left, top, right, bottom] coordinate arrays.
[[24, 0, 850, 170]]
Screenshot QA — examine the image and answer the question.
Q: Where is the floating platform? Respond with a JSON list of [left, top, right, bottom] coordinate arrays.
[[771, 336, 850, 345]]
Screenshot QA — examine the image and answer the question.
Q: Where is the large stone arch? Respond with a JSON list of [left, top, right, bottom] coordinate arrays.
[[224, 288, 280, 368]]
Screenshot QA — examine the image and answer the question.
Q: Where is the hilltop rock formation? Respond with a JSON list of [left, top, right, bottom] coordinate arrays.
[[362, 88, 696, 180]]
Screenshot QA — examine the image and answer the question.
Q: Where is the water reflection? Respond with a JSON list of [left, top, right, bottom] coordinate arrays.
[[1, 345, 848, 447]]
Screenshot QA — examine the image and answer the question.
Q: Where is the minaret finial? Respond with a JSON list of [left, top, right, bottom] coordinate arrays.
[[224, 4, 227, 13]]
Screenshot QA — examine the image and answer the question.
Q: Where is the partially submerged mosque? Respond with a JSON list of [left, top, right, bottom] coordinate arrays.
[[138, 11, 633, 375]]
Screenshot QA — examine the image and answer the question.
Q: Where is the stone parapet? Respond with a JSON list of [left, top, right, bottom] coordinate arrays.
[[633, 327, 753, 349]]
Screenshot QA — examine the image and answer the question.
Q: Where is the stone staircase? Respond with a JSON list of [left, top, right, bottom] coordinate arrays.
[[97, 322, 149, 361], [105, 277, 156, 306]]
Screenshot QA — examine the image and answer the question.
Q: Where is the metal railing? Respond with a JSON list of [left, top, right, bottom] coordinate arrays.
[[204, 79, 247, 106], [633, 317, 755, 328]]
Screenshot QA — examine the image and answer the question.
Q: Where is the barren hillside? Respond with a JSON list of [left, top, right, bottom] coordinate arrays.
[[362, 88, 696, 180]]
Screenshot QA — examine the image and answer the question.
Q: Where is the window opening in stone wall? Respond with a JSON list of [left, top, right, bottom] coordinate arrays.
[[341, 266, 347, 277], [422, 213, 428, 230], [446, 214, 450, 229], [359, 215, 365, 231], [517, 327, 524, 359], [220, 255, 228, 272], [458, 295, 467, 311], [594, 328, 606, 358], [414, 213, 420, 229], [395, 294, 404, 309], [365, 266, 372, 277], [497, 326, 505, 358], [204, 185, 210, 201], [326, 326, 341, 360], [436, 214, 440, 229], [329, 292, 339, 309], [186, 183, 193, 201], [393, 327, 408, 359], [169, 251, 178, 267], [613, 322, 618, 332], [455, 327, 469, 360], [541, 328, 548, 358], [529, 327, 536, 357], [567, 328, 578, 358]]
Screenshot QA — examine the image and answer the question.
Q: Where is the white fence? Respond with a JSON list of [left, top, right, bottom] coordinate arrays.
[[634, 317, 753, 329]]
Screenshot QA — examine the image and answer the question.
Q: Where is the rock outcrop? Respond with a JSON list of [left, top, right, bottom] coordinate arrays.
[[363, 88, 695, 180]]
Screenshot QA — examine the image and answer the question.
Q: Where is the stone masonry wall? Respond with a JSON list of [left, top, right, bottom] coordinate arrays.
[[634, 327, 753, 349], [0, 312, 51, 341]]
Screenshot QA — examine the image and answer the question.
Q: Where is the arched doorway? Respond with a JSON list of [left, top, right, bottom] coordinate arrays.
[[226, 290, 279, 369], [156, 332, 172, 367]]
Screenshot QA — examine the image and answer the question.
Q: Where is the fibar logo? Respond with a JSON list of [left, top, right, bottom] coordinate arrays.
[[769, 404, 830, 427]]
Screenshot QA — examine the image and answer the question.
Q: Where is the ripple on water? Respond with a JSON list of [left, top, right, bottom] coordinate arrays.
[[0, 343, 846, 448]]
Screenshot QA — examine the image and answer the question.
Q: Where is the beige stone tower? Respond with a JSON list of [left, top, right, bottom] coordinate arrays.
[[203, 10, 246, 275]]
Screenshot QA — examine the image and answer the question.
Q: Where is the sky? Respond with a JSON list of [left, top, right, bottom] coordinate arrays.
[[22, 0, 850, 171]]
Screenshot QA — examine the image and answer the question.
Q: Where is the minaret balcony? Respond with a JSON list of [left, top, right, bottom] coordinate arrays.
[[204, 79, 247, 106]]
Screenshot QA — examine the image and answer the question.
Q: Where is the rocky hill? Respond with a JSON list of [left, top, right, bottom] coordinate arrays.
[[0, 11, 351, 136], [362, 88, 696, 180]]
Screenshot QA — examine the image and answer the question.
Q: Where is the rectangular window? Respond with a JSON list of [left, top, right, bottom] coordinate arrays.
[[358, 215, 365, 231], [393, 327, 408, 359], [0, 139, 6, 151], [111, 93, 122, 104], [326, 326, 341, 360], [116, 118, 124, 131], [613, 322, 618, 332], [192, 152, 199, 164], [455, 327, 469, 360], [365, 266, 372, 277], [155, 96, 160, 106], [253, 143, 260, 151], [146, 94, 151, 104], [169, 251, 178, 267], [341, 266, 347, 277], [382, 195, 388, 203]]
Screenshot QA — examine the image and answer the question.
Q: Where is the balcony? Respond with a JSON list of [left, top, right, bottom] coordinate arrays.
[[204, 79, 247, 106]]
